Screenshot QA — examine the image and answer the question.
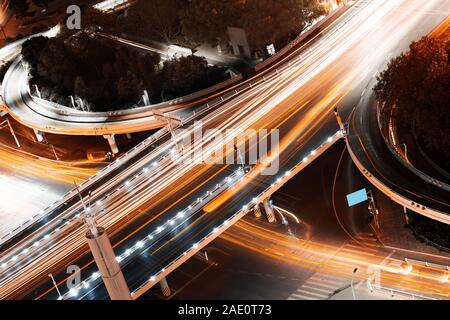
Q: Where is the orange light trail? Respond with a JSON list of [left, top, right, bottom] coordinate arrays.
[[222, 219, 450, 298]]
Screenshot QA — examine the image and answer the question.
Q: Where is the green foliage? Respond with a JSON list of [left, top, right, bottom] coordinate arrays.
[[160, 55, 212, 100], [374, 36, 450, 160], [8, 0, 29, 18], [0, 60, 13, 83], [21, 33, 226, 111], [407, 211, 450, 250], [124, 0, 187, 44], [236, 0, 327, 48], [126, 0, 326, 49], [22, 33, 160, 111], [179, 0, 238, 47], [31, 0, 51, 9]]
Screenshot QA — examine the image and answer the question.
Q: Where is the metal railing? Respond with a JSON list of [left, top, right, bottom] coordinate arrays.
[[345, 122, 450, 225], [376, 103, 450, 191]]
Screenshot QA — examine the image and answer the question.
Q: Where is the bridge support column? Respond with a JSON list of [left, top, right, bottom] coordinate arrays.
[[159, 277, 171, 297], [142, 90, 150, 105], [253, 204, 262, 218], [86, 227, 132, 300], [334, 107, 344, 131], [104, 134, 119, 154], [34, 129, 44, 143], [126, 133, 132, 139], [262, 199, 276, 223], [34, 84, 41, 99]]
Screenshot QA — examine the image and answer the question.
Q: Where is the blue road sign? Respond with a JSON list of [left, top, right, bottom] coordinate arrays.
[[346, 188, 368, 207]]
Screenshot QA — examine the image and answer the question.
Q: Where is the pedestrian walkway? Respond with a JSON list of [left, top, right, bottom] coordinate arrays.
[[288, 272, 350, 300], [288, 232, 382, 300]]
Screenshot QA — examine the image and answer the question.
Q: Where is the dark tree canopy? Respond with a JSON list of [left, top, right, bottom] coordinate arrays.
[[18, 0, 326, 111], [31, 0, 51, 9], [236, 0, 327, 48], [58, 6, 118, 38], [125, 0, 326, 49], [21, 33, 226, 111], [124, 0, 187, 44], [8, 0, 30, 18], [179, 0, 238, 47], [22, 33, 161, 111], [160, 55, 223, 101], [374, 36, 450, 161]]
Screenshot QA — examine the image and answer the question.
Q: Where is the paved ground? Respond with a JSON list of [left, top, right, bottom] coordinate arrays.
[[372, 187, 450, 258], [329, 282, 412, 300], [0, 168, 68, 238]]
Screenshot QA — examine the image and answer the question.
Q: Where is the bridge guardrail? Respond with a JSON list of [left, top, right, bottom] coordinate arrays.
[[376, 102, 450, 192], [254, 3, 351, 72], [345, 122, 450, 225]]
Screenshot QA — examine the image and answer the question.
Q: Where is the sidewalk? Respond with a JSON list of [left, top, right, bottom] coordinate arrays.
[[371, 188, 450, 259], [329, 281, 420, 300]]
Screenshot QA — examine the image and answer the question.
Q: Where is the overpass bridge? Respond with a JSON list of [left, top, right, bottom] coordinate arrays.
[[0, 0, 351, 153], [0, 48, 243, 153], [0, 0, 449, 300], [55, 131, 344, 301]]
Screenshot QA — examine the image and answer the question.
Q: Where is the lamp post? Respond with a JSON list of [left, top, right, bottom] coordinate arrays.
[[48, 273, 62, 300], [350, 267, 358, 300], [234, 143, 246, 173], [402, 143, 408, 162], [367, 190, 380, 229], [74, 183, 132, 300]]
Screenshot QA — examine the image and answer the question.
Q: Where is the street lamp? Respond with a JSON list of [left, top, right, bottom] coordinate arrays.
[[234, 143, 246, 173], [402, 143, 408, 162], [48, 273, 62, 299], [350, 267, 358, 300]]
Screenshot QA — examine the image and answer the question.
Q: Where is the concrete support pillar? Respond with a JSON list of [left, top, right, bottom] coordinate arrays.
[[69, 96, 76, 108], [86, 227, 132, 300], [104, 134, 119, 154], [126, 133, 132, 139], [159, 277, 171, 297], [253, 204, 262, 218], [77, 98, 85, 111], [142, 90, 150, 105], [34, 129, 44, 143], [262, 199, 276, 223], [34, 84, 41, 98], [334, 107, 344, 131]]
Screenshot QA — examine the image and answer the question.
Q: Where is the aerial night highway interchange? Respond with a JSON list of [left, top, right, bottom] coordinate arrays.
[[0, 0, 449, 314]]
